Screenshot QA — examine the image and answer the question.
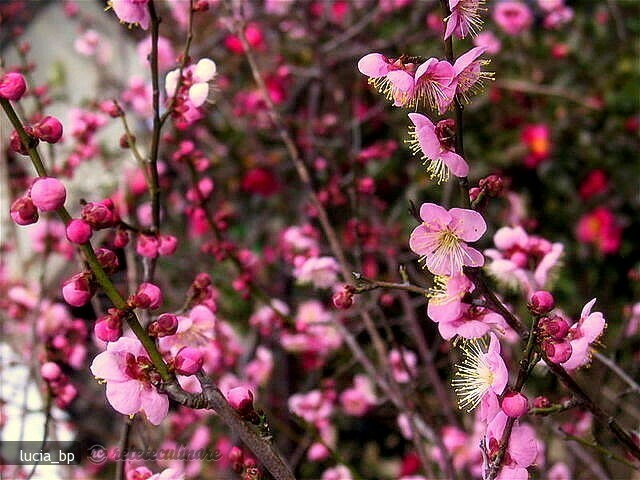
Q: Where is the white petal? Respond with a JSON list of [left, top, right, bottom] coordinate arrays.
[[188, 83, 209, 107], [194, 58, 217, 82], [164, 69, 179, 96]]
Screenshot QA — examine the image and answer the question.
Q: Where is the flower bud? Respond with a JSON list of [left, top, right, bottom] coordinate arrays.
[[158, 234, 178, 256], [194, 273, 212, 288], [0, 72, 27, 100], [131, 282, 163, 309], [136, 234, 159, 258], [538, 314, 570, 340], [533, 396, 550, 409], [9, 129, 33, 155], [62, 272, 95, 307], [542, 339, 572, 363], [66, 219, 92, 244], [40, 362, 62, 381], [174, 347, 204, 375], [94, 315, 123, 342], [81, 200, 118, 230], [30, 177, 66, 212], [227, 386, 254, 415], [148, 313, 179, 337], [529, 290, 555, 315], [10, 196, 39, 225], [479, 174, 504, 197], [32, 116, 63, 143], [501, 391, 529, 418], [332, 288, 354, 310], [95, 248, 119, 275], [113, 228, 130, 248]]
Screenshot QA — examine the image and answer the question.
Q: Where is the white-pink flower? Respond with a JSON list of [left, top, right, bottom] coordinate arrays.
[[410, 203, 486, 276], [90, 337, 168, 425], [561, 298, 606, 370], [293, 256, 340, 289]]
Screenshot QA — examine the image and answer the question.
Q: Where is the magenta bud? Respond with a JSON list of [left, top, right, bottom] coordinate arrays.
[[95, 248, 119, 274], [81, 201, 118, 230], [30, 177, 66, 212], [529, 290, 555, 315], [40, 362, 62, 381], [501, 391, 529, 418], [226, 386, 254, 414], [131, 282, 163, 309], [538, 314, 570, 340], [533, 396, 551, 409], [113, 228, 129, 248], [10, 196, 39, 225], [332, 289, 354, 310], [94, 316, 122, 342], [157, 234, 178, 256], [148, 313, 179, 337], [0, 72, 27, 100], [62, 272, 95, 307], [136, 234, 159, 258], [543, 339, 572, 364], [194, 273, 212, 288], [32, 116, 63, 143], [174, 347, 204, 375], [66, 219, 92, 244]]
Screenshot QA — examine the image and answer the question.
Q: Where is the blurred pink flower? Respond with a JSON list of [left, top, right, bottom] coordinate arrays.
[[293, 256, 340, 289], [409, 203, 486, 276], [90, 336, 169, 425], [109, 0, 150, 30], [493, 1, 533, 36], [340, 374, 377, 416], [576, 207, 622, 255], [474, 31, 502, 55]]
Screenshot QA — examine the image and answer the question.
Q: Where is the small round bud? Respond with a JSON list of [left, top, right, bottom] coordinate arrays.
[[95, 248, 119, 275], [174, 347, 204, 375], [32, 116, 63, 143], [0, 72, 27, 100], [10, 196, 39, 225], [227, 386, 255, 414], [30, 177, 66, 212], [148, 313, 179, 338], [131, 282, 163, 309], [40, 362, 62, 381], [66, 219, 92, 244], [542, 339, 572, 364], [94, 316, 123, 342], [62, 272, 95, 307], [501, 391, 529, 418], [529, 290, 555, 315], [158, 234, 178, 256]]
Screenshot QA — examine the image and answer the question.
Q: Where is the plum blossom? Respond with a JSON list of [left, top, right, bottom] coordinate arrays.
[[409, 203, 486, 276], [435, 303, 506, 340], [452, 333, 508, 411], [493, 1, 533, 36], [159, 305, 216, 355], [407, 113, 468, 183], [90, 337, 169, 425], [165, 58, 217, 107], [322, 465, 352, 480], [293, 256, 340, 289], [561, 298, 606, 370], [109, 0, 150, 30], [389, 349, 417, 383], [474, 31, 502, 54], [289, 389, 333, 425], [340, 374, 377, 416], [445, 0, 485, 40], [453, 46, 493, 101], [427, 273, 473, 322], [484, 412, 538, 480], [576, 207, 622, 255]]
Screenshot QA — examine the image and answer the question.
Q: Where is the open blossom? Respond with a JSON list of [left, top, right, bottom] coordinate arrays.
[[358, 54, 456, 111], [340, 374, 377, 416], [561, 298, 606, 370], [453, 46, 493, 101], [293, 256, 340, 289], [289, 389, 333, 425], [389, 349, 417, 383], [409, 203, 486, 276], [445, 0, 485, 40], [407, 113, 468, 183], [484, 412, 538, 480], [166, 58, 217, 107], [521, 124, 551, 168], [90, 337, 168, 425], [427, 274, 473, 322], [436, 304, 506, 340], [576, 207, 622, 255], [493, 1, 533, 36], [452, 333, 508, 411], [109, 0, 150, 30], [474, 31, 502, 54]]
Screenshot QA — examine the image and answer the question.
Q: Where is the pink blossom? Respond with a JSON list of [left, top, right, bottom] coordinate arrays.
[[293, 256, 340, 289], [453, 46, 492, 100], [10, 196, 39, 225], [501, 391, 529, 417], [452, 333, 508, 412], [445, 0, 485, 39], [493, 1, 533, 36], [389, 348, 417, 383], [131, 282, 163, 309], [358, 53, 418, 107], [322, 465, 352, 480], [174, 346, 204, 375], [32, 116, 63, 143], [340, 375, 377, 416], [413, 58, 457, 112], [547, 462, 571, 480], [246, 346, 274, 386], [427, 273, 473, 322], [159, 305, 216, 354], [409, 203, 486, 276], [137, 35, 176, 71], [62, 272, 95, 307], [289, 389, 333, 425], [90, 336, 169, 425], [521, 124, 551, 167], [226, 386, 254, 412], [561, 298, 606, 370], [576, 207, 622, 255], [474, 31, 502, 55], [437, 304, 506, 340], [249, 300, 288, 336], [407, 113, 468, 183], [109, 0, 151, 30], [484, 412, 538, 478], [66, 219, 92, 244], [148, 468, 184, 480]]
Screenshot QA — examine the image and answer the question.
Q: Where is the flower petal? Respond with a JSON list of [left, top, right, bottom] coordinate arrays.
[[90, 351, 129, 382], [193, 58, 217, 82], [440, 150, 469, 177], [106, 380, 142, 415], [189, 83, 209, 107], [419, 202, 451, 226], [449, 208, 486, 241], [357, 53, 390, 78], [140, 387, 169, 425]]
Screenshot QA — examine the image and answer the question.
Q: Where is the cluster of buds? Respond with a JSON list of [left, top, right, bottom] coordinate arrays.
[[228, 446, 259, 480], [136, 233, 179, 258], [528, 291, 572, 363], [470, 174, 504, 207], [64, 199, 122, 245], [40, 361, 77, 408], [9, 117, 63, 155], [10, 177, 67, 225]]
